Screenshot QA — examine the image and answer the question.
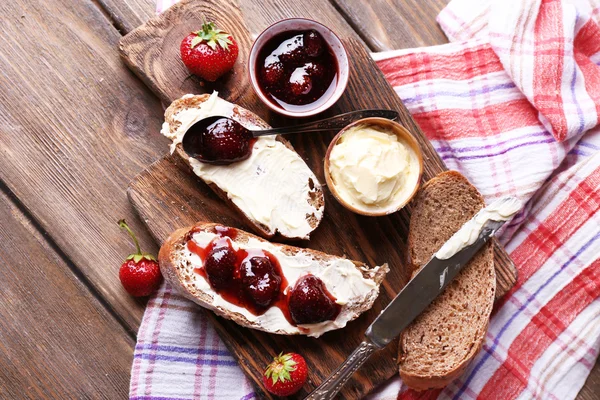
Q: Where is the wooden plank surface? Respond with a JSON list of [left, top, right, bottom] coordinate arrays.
[[0, 0, 171, 330], [331, 0, 449, 51], [0, 188, 133, 397], [121, 0, 515, 397]]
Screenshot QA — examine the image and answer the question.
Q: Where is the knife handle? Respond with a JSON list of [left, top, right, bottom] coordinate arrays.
[[304, 340, 378, 400]]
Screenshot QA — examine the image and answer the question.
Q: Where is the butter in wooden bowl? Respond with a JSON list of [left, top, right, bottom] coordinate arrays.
[[325, 118, 423, 216]]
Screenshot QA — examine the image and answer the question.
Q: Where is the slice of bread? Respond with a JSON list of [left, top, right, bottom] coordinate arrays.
[[398, 171, 495, 390], [161, 93, 325, 241], [159, 222, 389, 337]]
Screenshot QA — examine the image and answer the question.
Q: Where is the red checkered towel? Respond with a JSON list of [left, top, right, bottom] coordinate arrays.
[[132, 0, 600, 399]]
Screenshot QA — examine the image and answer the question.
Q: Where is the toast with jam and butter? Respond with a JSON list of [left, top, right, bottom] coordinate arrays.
[[158, 222, 388, 337], [161, 93, 325, 241]]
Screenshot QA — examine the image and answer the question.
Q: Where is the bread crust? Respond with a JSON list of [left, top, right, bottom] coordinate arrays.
[[164, 94, 325, 241], [398, 171, 495, 390], [159, 222, 388, 335]]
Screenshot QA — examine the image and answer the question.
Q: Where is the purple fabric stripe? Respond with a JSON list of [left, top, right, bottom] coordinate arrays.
[[240, 393, 257, 400], [435, 130, 549, 153], [438, 138, 556, 161], [578, 141, 600, 150], [453, 230, 600, 399], [569, 149, 589, 156], [134, 352, 239, 366], [401, 81, 516, 104], [135, 343, 231, 357]]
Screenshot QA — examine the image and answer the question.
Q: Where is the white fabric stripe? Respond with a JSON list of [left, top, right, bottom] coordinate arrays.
[[393, 72, 525, 112]]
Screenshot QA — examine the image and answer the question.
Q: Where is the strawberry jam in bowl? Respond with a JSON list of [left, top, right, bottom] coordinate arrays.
[[249, 19, 349, 117]]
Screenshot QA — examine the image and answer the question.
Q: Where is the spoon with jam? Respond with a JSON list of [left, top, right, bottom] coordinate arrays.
[[181, 109, 399, 165]]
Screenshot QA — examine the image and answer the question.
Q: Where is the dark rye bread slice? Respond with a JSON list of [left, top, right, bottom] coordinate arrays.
[[159, 222, 389, 336], [163, 94, 325, 241], [399, 171, 495, 391]]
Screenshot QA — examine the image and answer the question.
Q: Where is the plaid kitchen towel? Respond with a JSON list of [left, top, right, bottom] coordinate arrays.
[[132, 0, 600, 398]]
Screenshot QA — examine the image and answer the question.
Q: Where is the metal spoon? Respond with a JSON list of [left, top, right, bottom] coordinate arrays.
[[181, 109, 399, 164]]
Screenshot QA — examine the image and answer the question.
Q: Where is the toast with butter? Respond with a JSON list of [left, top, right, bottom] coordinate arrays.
[[161, 92, 325, 241], [159, 222, 388, 337], [399, 171, 495, 390]]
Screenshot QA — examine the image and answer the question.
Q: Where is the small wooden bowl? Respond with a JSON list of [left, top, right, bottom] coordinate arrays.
[[324, 117, 423, 216]]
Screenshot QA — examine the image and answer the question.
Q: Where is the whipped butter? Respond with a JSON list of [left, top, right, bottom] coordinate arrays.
[[328, 124, 420, 214], [161, 92, 324, 240], [435, 196, 522, 260], [185, 230, 387, 337]]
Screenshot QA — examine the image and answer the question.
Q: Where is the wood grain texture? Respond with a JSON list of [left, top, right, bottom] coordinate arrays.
[[121, 1, 516, 397], [0, 189, 133, 398], [0, 0, 170, 330], [331, 0, 449, 51]]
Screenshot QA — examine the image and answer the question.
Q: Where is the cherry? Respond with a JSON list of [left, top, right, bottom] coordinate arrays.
[[303, 30, 324, 57], [204, 243, 237, 290], [182, 117, 253, 165], [240, 256, 282, 308], [288, 275, 340, 324]]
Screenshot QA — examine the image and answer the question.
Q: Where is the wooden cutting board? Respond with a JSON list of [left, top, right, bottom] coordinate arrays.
[[120, 0, 518, 398]]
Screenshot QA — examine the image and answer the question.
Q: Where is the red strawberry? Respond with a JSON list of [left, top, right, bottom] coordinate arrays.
[[118, 219, 162, 297], [263, 352, 308, 397], [180, 22, 239, 82]]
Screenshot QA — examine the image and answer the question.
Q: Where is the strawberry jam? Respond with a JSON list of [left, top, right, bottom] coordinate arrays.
[[187, 226, 289, 316], [182, 116, 255, 165], [256, 30, 338, 112], [288, 274, 340, 324], [186, 226, 340, 325]]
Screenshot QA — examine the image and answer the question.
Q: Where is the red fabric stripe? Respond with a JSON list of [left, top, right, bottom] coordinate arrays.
[[376, 45, 502, 87], [574, 19, 600, 57], [573, 20, 600, 118], [413, 99, 539, 141], [499, 167, 600, 307], [532, 0, 568, 141], [398, 388, 442, 400], [574, 52, 600, 118], [477, 258, 600, 400]]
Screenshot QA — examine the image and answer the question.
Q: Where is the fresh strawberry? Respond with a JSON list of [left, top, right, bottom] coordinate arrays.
[[263, 352, 308, 397], [118, 219, 162, 297], [180, 22, 239, 82]]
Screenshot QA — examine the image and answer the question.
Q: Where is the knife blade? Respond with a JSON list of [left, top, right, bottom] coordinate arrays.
[[305, 196, 521, 400], [365, 217, 504, 348]]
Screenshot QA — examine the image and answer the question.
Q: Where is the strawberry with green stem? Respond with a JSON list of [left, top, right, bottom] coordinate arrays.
[[180, 22, 239, 82], [263, 352, 308, 397], [118, 219, 162, 297]]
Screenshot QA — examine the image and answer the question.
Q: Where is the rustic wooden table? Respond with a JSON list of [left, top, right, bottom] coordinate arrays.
[[0, 0, 597, 398]]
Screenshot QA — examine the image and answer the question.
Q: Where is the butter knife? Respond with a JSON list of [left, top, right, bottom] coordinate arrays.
[[305, 196, 521, 400]]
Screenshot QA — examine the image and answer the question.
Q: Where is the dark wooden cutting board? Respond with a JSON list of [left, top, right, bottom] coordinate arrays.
[[120, 0, 517, 398]]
